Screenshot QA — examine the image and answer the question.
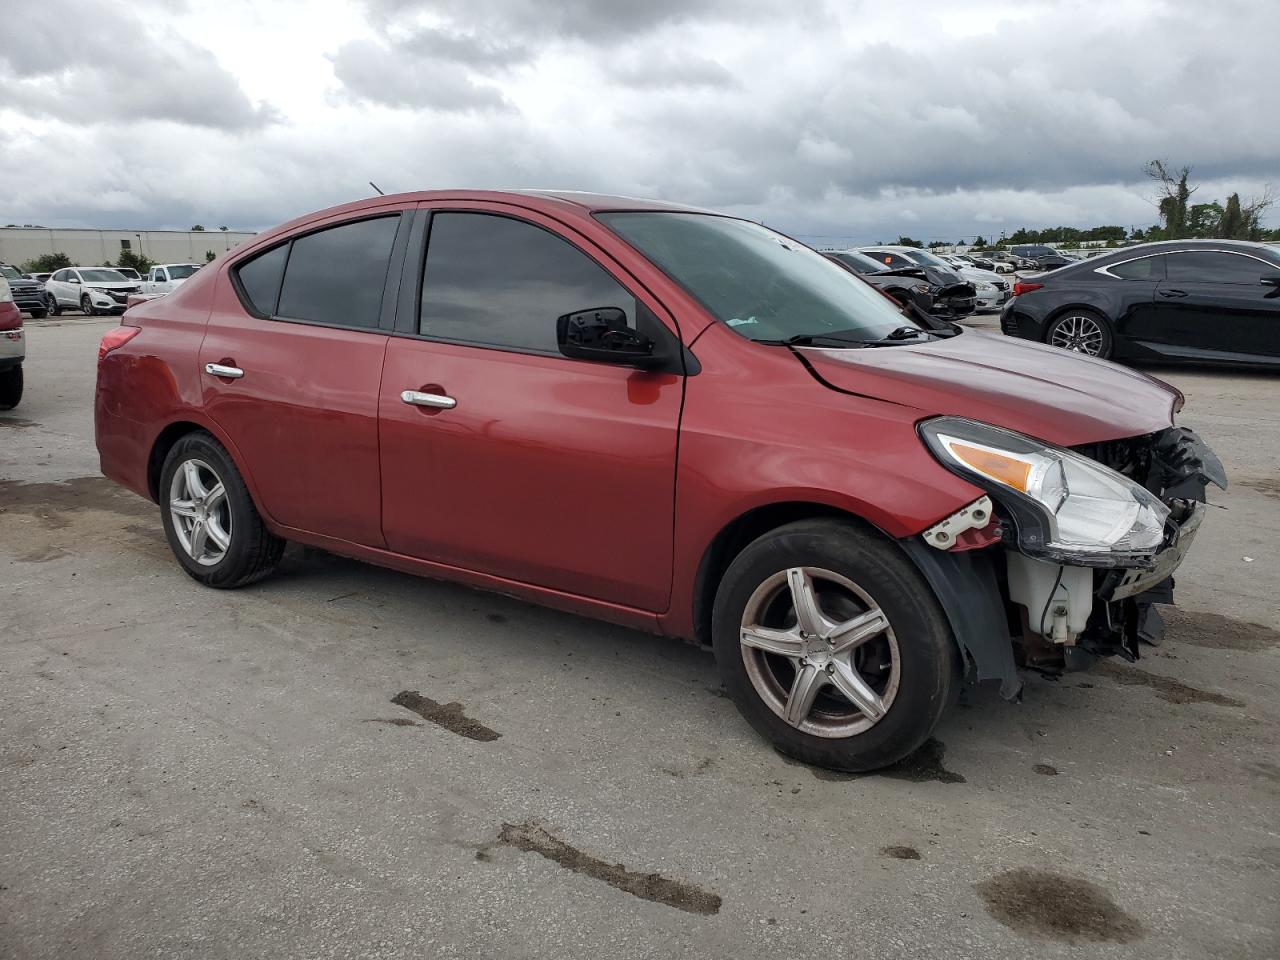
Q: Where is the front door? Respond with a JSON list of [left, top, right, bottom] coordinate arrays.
[[199, 211, 408, 546], [378, 206, 683, 611], [1154, 249, 1280, 360]]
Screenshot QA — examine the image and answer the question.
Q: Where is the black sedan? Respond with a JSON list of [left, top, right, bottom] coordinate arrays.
[[851, 246, 978, 319], [1000, 240, 1280, 366], [823, 251, 935, 314]]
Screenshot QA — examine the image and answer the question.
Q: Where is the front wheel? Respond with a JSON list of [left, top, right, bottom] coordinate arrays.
[[46, 293, 61, 317], [80, 294, 97, 317], [1046, 310, 1113, 358], [0, 366, 23, 410], [159, 431, 285, 588], [712, 519, 960, 772]]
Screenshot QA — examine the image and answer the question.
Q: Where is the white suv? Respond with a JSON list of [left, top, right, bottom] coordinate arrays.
[[45, 267, 141, 316]]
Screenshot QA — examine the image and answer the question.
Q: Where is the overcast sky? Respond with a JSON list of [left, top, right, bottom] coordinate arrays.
[[1, 0, 1275, 244]]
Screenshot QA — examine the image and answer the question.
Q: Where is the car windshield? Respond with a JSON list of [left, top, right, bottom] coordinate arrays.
[[828, 251, 892, 274], [599, 213, 918, 344], [167, 264, 199, 279], [0, 265, 21, 280], [80, 269, 127, 282], [900, 249, 952, 269]]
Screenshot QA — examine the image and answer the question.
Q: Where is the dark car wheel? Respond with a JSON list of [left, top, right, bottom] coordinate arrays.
[[711, 519, 960, 773], [46, 293, 61, 317], [159, 431, 285, 588], [0, 366, 23, 410], [29, 308, 47, 319], [1046, 310, 1113, 358], [80, 294, 97, 317]]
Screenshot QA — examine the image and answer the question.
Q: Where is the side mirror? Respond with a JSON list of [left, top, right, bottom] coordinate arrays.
[[557, 307, 658, 367], [69, 276, 81, 284]]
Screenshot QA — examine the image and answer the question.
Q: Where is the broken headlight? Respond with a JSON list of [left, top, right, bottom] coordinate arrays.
[[919, 417, 1169, 566]]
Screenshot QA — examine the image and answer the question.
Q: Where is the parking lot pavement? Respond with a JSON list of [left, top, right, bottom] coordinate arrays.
[[3, 319, 1278, 960]]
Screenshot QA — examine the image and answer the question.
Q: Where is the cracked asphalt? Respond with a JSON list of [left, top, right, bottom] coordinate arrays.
[[2, 317, 1278, 959]]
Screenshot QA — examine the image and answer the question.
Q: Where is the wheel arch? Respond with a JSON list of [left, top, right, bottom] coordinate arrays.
[[146, 417, 271, 525], [690, 501, 892, 648]]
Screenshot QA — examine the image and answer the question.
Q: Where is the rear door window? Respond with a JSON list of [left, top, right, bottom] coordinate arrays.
[[1165, 251, 1270, 285], [418, 212, 637, 354], [277, 216, 400, 328]]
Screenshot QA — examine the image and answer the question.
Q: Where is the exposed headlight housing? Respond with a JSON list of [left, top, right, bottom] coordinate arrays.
[[920, 417, 1169, 567]]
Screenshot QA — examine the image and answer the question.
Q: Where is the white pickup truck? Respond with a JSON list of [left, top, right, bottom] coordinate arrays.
[[142, 263, 202, 295]]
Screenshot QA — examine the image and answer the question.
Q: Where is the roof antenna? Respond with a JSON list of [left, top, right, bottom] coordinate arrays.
[[369, 181, 385, 196]]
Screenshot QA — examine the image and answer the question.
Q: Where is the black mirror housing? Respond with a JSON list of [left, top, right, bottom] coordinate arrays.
[[557, 307, 661, 368]]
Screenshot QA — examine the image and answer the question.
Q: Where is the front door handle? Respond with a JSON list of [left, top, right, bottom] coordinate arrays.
[[1158, 288, 1188, 299], [205, 362, 244, 378], [401, 389, 456, 410]]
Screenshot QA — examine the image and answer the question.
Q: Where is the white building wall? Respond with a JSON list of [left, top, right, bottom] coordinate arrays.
[[0, 228, 258, 267]]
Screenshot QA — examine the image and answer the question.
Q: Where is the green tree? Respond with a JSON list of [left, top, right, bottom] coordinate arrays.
[[21, 252, 72, 273], [972, 235, 988, 248], [205, 250, 218, 262], [1145, 160, 1196, 239], [218, 226, 229, 232], [1217, 194, 1245, 239], [1188, 202, 1225, 237], [191, 224, 206, 231], [116, 249, 155, 274], [896, 235, 923, 248]]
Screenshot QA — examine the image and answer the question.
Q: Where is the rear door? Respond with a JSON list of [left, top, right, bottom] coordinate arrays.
[[199, 209, 411, 545], [377, 204, 684, 611], [1155, 250, 1280, 360]]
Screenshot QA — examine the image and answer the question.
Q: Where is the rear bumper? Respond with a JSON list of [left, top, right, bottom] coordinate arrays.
[[0, 326, 24, 365]]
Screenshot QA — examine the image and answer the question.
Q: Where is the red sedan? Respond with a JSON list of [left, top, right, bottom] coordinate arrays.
[[95, 191, 1223, 771]]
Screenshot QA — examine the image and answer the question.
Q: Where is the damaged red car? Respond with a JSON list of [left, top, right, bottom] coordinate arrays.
[[95, 191, 1225, 771]]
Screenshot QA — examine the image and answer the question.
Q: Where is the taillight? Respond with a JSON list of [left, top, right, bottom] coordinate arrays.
[[99, 325, 140, 360], [1012, 281, 1043, 297]]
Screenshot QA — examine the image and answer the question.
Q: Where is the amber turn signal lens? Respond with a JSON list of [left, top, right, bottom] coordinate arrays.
[[948, 442, 1032, 492]]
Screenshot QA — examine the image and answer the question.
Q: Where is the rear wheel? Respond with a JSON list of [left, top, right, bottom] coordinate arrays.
[[712, 519, 960, 772], [0, 366, 23, 410], [159, 431, 285, 588], [1047, 309, 1113, 358]]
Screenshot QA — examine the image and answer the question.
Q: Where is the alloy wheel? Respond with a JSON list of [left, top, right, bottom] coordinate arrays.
[[1049, 314, 1104, 355], [169, 458, 232, 566], [80, 295, 95, 317], [739, 566, 900, 738]]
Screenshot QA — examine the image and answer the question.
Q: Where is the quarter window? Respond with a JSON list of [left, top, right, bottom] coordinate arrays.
[[277, 215, 400, 328], [1165, 251, 1269, 285], [235, 243, 289, 317], [419, 212, 637, 354], [1108, 256, 1165, 280]]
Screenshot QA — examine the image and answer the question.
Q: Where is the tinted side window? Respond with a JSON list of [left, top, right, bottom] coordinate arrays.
[[420, 212, 636, 354], [235, 243, 289, 316], [1166, 251, 1268, 285], [277, 215, 400, 328], [1109, 256, 1165, 280]]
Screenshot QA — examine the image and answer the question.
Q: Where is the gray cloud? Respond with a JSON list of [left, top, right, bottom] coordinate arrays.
[[0, 0, 275, 129], [1, 0, 1276, 247], [329, 40, 514, 112]]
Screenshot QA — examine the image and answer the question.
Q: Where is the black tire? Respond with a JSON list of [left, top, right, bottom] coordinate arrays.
[[29, 309, 47, 319], [159, 431, 285, 588], [0, 366, 22, 411], [1045, 308, 1114, 359], [712, 519, 960, 773], [46, 294, 61, 317], [80, 294, 97, 317]]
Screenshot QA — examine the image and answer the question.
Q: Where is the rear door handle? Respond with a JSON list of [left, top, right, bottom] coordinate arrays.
[[205, 362, 244, 378], [1158, 289, 1188, 299], [401, 389, 456, 410]]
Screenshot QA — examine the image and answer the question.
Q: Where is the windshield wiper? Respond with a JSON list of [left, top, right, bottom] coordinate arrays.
[[765, 325, 938, 348]]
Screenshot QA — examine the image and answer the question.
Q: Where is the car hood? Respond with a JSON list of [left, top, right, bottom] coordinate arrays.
[[960, 267, 1003, 284], [83, 281, 140, 290], [798, 329, 1179, 446]]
